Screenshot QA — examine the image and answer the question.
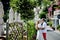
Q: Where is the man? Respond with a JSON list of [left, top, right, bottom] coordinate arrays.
[[41, 18, 47, 40], [36, 19, 44, 40]]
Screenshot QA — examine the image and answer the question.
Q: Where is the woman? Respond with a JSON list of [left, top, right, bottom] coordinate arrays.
[[35, 19, 44, 40]]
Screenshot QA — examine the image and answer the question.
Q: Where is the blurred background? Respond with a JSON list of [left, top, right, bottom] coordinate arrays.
[[0, 0, 60, 40]]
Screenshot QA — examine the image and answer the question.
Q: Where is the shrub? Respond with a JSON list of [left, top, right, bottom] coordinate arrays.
[[57, 25, 60, 31], [47, 21, 53, 27], [39, 12, 46, 19], [27, 20, 36, 40]]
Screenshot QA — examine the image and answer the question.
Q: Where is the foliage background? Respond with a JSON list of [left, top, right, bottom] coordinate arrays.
[[1, 0, 55, 40]]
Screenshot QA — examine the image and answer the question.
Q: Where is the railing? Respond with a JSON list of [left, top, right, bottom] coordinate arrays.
[[6, 22, 23, 40], [5, 21, 36, 40]]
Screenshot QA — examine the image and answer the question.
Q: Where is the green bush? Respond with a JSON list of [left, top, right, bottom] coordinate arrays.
[[39, 12, 46, 19], [47, 21, 53, 27], [57, 25, 60, 31], [27, 20, 36, 40], [10, 0, 35, 20], [23, 20, 36, 40]]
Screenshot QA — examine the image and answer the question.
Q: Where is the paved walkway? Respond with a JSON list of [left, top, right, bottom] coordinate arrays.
[[54, 30, 60, 34], [47, 31, 60, 40]]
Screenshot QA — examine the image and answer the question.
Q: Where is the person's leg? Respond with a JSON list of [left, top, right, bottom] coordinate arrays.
[[43, 33, 47, 40]]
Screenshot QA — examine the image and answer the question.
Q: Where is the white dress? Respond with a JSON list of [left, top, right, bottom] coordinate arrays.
[[36, 23, 44, 40]]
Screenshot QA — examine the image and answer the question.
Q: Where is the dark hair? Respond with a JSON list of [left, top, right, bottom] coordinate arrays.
[[42, 18, 45, 21]]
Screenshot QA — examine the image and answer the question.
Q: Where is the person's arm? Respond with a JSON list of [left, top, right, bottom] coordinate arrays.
[[35, 22, 39, 30], [39, 23, 47, 30], [38, 27, 45, 30], [35, 24, 39, 30], [40, 28, 45, 30]]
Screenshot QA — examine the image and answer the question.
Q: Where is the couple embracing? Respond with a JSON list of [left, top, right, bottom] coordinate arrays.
[[35, 18, 47, 40]]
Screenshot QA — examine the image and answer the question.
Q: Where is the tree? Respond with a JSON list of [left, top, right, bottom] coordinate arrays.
[[39, 12, 46, 19], [39, 0, 53, 19], [1, 0, 10, 22], [20, 1, 35, 20], [10, 0, 37, 20]]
